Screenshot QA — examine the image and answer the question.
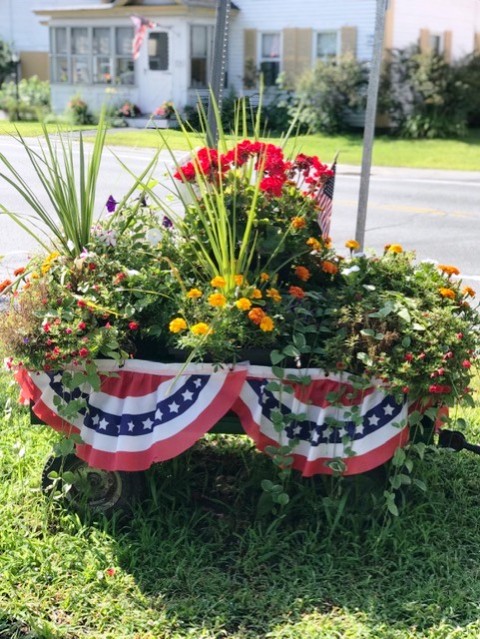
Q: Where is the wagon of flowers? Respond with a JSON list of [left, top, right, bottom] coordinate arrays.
[[0, 110, 478, 515]]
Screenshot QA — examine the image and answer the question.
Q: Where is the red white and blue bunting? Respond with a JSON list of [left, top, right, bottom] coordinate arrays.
[[16, 359, 412, 475]]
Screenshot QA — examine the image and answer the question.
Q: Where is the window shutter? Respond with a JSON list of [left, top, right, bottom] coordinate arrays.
[[283, 28, 313, 85], [419, 28, 430, 53], [443, 30, 452, 62], [243, 29, 257, 89], [340, 26, 357, 57], [474, 32, 480, 53]]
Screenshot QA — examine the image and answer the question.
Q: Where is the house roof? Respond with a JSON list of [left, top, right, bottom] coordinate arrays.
[[35, 0, 239, 18]]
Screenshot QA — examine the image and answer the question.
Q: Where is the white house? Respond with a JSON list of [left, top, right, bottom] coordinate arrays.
[[1, 0, 480, 116]]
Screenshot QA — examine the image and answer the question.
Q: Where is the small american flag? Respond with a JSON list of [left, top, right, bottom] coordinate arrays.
[[131, 15, 157, 61], [316, 157, 337, 239]]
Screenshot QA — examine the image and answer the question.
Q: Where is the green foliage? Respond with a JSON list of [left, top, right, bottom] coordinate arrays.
[[0, 75, 51, 122], [381, 47, 470, 138], [0, 39, 14, 86], [457, 52, 480, 127], [65, 94, 95, 125], [289, 54, 369, 134]]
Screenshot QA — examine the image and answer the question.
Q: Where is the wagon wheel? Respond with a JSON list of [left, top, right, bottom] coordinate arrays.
[[41, 454, 146, 517]]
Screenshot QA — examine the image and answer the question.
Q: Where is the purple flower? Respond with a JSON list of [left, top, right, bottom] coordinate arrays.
[[106, 195, 117, 213], [162, 216, 173, 228]]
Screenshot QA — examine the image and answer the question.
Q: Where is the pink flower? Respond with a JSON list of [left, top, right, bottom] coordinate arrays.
[[462, 360, 472, 369], [65, 328, 72, 335], [78, 347, 89, 358], [77, 321, 87, 331], [43, 323, 51, 333], [128, 321, 139, 331]]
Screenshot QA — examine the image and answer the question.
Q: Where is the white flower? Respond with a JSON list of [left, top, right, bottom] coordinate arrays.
[[146, 228, 163, 246], [126, 269, 140, 277], [343, 265, 361, 276]]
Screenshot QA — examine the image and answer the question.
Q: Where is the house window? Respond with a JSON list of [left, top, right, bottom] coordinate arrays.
[[430, 34, 442, 54], [148, 32, 169, 71], [316, 31, 338, 60], [260, 33, 280, 86], [50, 26, 134, 85], [190, 25, 214, 88], [51, 27, 69, 83]]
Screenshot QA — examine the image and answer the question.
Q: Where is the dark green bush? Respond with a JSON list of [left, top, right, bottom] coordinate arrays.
[[457, 52, 480, 127], [380, 47, 469, 138], [0, 76, 50, 121], [288, 54, 369, 134]]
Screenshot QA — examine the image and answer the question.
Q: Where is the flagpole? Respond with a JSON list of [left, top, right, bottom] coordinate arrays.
[[354, 0, 388, 249], [207, 0, 231, 147]]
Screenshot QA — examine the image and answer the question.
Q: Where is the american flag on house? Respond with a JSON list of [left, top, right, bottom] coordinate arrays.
[[131, 15, 158, 61]]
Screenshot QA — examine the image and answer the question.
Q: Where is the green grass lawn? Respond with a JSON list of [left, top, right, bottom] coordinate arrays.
[[1, 369, 480, 639], [93, 127, 480, 171], [2, 121, 479, 171]]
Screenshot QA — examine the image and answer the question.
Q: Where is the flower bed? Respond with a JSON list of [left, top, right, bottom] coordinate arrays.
[[0, 107, 478, 496]]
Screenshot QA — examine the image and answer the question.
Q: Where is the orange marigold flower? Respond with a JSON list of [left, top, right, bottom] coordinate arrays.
[[169, 317, 187, 333], [387, 244, 403, 254], [248, 307, 266, 325], [345, 239, 360, 250], [321, 261, 339, 275], [0, 279, 12, 293], [235, 297, 252, 311], [266, 287, 282, 302], [251, 288, 263, 299], [260, 272, 270, 282], [208, 292, 227, 307], [210, 276, 226, 288], [13, 267, 25, 277], [294, 266, 311, 282], [306, 237, 322, 251], [191, 322, 211, 335], [439, 287, 456, 300], [234, 274, 244, 286], [289, 285, 305, 299], [291, 216, 307, 229], [462, 286, 476, 297], [186, 288, 202, 299], [260, 316, 275, 332], [438, 264, 460, 276]]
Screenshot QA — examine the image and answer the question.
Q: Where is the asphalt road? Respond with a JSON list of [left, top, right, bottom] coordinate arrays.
[[0, 138, 478, 293]]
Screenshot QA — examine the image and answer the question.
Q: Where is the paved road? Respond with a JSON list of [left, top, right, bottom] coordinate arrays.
[[0, 137, 478, 293]]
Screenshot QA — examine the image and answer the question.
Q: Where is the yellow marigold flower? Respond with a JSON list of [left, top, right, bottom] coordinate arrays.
[[291, 216, 307, 229], [47, 251, 60, 262], [438, 264, 460, 276], [234, 274, 244, 286], [260, 316, 275, 332], [191, 322, 210, 335], [306, 237, 321, 251], [260, 272, 270, 282], [462, 286, 476, 297], [321, 261, 339, 275], [186, 288, 203, 299], [210, 276, 226, 288], [266, 287, 282, 303], [439, 287, 456, 300], [248, 307, 266, 325], [30, 271, 40, 280], [345, 239, 360, 250], [235, 297, 252, 311], [294, 265, 311, 282], [208, 292, 227, 307], [323, 236, 332, 249], [387, 244, 403, 254], [251, 288, 263, 299], [169, 317, 187, 333]]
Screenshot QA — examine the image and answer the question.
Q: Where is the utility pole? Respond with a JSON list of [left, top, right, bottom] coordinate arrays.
[[207, 0, 231, 147], [354, 0, 388, 249]]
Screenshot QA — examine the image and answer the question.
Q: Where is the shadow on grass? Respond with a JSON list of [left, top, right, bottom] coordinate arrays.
[[85, 436, 480, 638]]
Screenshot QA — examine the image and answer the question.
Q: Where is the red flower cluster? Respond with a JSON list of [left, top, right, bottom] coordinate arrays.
[[173, 140, 333, 199]]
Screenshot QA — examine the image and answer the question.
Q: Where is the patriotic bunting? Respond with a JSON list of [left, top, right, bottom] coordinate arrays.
[[17, 360, 414, 476]]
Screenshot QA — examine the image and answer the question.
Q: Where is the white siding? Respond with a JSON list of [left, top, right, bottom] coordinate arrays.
[[227, 0, 377, 94], [392, 0, 480, 58]]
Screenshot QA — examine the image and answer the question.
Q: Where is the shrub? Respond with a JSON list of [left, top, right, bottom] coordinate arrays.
[[0, 76, 50, 121], [66, 95, 95, 125], [0, 39, 14, 87], [380, 47, 469, 138], [457, 52, 480, 127], [289, 54, 369, 134]]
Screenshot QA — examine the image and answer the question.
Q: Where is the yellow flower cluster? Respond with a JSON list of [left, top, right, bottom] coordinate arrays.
[[41, 251, 61, 274]]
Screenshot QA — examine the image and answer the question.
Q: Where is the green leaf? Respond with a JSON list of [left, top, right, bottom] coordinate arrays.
[[293, 333, 306, 349], [270, 350, 285, 365], [271, 366, 285, 380], [283, 345, 300, 358], [275, 492, 290, 506]]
